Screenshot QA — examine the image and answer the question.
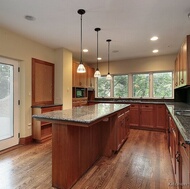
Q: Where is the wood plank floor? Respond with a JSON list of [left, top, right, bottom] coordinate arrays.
[[0, 129, 175, 189]]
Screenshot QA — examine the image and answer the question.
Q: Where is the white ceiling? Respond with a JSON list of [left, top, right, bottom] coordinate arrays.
[[0, 0, 190, 63]]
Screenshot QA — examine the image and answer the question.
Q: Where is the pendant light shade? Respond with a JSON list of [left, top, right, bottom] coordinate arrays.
[[77, 9, 86, 73], [106, 39, 112, 80], [94, 28, 101, 77]]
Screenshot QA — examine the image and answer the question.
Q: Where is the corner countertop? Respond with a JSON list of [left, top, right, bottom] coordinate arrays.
[[32, 103, 130, 125], [165, 102, 190, 144]]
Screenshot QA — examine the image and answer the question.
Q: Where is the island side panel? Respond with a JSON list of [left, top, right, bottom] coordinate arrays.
[[52, 124, 80, 189]]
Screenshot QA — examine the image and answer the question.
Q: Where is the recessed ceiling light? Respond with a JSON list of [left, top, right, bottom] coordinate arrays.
[[150, 36, 158, 41], [152, 49, 159, 53], [24, 15, 35, 21], [83, 49, 88, 52], [97, 57, 102, 60]]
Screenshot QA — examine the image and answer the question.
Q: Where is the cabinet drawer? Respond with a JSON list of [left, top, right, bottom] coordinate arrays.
[[141, 104, 153, 109], [130, 104, 139, 109], [42, 106, 62, 113]]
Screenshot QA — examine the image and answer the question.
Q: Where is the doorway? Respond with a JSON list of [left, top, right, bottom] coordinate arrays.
[[0, 57, 19, 151]]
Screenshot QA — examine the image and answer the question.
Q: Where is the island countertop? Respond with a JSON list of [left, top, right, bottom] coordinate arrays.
[[32, 103, 130, 126]]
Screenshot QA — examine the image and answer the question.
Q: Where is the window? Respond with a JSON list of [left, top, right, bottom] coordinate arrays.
[[96, 71, 173, 99], [153, 72, 173, 98], [114, 75, 128, 97], [97, 76, 111, 97], [133, 73, 149, 97]]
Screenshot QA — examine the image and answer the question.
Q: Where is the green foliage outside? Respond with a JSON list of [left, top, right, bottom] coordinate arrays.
[[114, 75, 128, 97], [0, 64, 11, 99], [153, 72, 172, 98], [133, 74, 149, 97], [97, 77, 111, 97]]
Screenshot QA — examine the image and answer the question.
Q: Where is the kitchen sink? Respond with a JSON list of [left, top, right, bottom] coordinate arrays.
[[175, 110, 190, 116]]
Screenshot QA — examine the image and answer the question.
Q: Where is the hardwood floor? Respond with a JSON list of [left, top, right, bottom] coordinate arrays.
[[0, 130, 175, 189]]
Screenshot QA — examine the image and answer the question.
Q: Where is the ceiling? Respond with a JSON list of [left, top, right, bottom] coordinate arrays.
[[0, 0, 190, 63]]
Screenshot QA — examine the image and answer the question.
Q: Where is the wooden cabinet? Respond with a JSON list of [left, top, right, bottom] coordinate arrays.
[[169, 115, 180, 187], [179, 133, 189, 189], [175, 35, 190, 88], [72, 98, 88, 107], [140, 104, 154, 128], [116, 108, 130, 151], [154, 104, 166, 130], [129, 103, 166, 131], [32, 105, 62, 142], [129, 104, 139, 127], [168, 114, 190, 189], [87, 66, 95, 88]]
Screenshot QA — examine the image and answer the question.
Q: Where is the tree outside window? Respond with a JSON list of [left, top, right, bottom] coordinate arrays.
[[114, 75, 128, 97], [153, 72, 172, 98], [133, 73, 149, 97], [97, 77, 111, 97]]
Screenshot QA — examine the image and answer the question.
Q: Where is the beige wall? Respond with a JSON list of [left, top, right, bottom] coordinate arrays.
[[88, 54, 176, 75], [0, 27, 72, 138]]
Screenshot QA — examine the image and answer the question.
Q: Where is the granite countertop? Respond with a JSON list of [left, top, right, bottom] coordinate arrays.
[[33, 103, 130, 124], [165, 102, 190, 144]]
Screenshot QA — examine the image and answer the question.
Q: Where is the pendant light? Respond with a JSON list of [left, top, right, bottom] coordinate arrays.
[[94, 28, 101, 77], [77, 9, 86, 73], [106, 39, 112, 80]]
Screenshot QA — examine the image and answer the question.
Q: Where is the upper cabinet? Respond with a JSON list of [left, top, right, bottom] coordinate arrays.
[[72, 61, 95, 88], [175, 35, 190, 88]]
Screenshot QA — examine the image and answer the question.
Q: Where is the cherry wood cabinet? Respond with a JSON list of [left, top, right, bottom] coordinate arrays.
[[72, 98, 88, 107], [179, 133, 189, 189], [129, 103, 166, 131], [87, 66, 95, 88], [32, 105, 62, 143], [116, 108, 130, 151], [169, 116, 180, 186], [154, 104, 166, 130], [168, 113, 190, 189], [140, 104, 154, 128], [175, 35, 190, 88], [129, 104, 139, 127]]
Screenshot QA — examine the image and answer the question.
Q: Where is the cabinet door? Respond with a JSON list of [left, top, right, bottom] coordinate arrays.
[[140, 104, 154, 128], [179, 134, 189, 189], [129, 104, 139, 127], [179, 41, 187, 87], [87, 66, 95, 88], [169, 116, 180, 185], [155, 104, 166, 129], [175, 55, 180, 88], [72, 61, 80, 87]]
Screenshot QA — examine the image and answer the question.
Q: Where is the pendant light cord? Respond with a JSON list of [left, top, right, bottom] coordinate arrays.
[[107, 39, 111, 73], [80, 14, 83, 64]]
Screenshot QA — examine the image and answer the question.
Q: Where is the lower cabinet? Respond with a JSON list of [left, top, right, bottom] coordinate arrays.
[[169, 116, 180, 185], [168, 113, 190, 189], [179, 133, 189, 189], [116, 107, 130, 151], [140, 104, 154, 128], [72, 98, 88, 107], [32, 104, 62, 143], [129, 103, 166, 131]]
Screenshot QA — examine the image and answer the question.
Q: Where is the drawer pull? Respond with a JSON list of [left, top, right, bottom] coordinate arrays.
[[181, 142, 186, 149]]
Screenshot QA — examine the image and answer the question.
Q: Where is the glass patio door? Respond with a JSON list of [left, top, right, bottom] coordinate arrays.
[[0, 57, 19, 151]]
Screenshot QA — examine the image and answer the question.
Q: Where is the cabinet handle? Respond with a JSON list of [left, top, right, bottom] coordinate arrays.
[[181, 142, 186, 149], [175, 152, 180, 163], [180, 79, 184, 84]]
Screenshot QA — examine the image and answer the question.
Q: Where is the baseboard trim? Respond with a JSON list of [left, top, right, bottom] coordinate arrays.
[[19, 135, 33, 145]]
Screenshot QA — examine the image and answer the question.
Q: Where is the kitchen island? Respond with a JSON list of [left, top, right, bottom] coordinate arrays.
[[33, 103, 130, 189]]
